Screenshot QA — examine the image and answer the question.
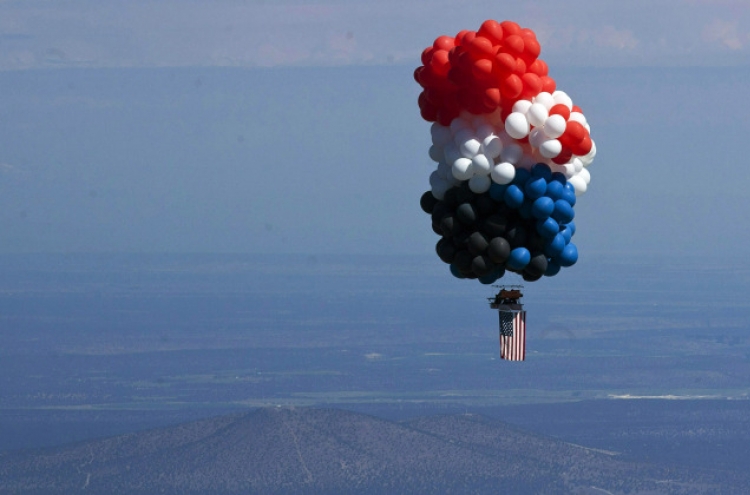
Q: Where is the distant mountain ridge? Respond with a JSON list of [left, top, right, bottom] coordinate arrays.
[[0, 407, 746, 494]]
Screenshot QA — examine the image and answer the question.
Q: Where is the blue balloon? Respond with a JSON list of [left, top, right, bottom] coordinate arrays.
[[562, 183, 577, 206], [525, 176, 547, 200], [536, 217, 559, 239], [531, 196, 555, 219], [512, 168, 531, 186], [556, 243, 578, 267], [544, 233, 565, 257], [504, 184, 525, 208], [566, 221, 576, 236], [545, 180, 564, 201], [531, 163, 553, 181], [507, 247, 531, 270], [544, 259, 561, 277], [560, 226, 573, 244], [551, 172, 567, 184], [552, 199, 575, 224], [479, 271, 500, 285], [489, 182, 507, 202], [449, 264, 465, 279], [518, 201, 533, 219]]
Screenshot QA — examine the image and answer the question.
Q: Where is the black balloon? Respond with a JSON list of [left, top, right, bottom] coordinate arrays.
[[436, 238, 457, 263], [475, 195, 496, 216], [505, 224, 527, 248], [440, 215, 462, 236], [471, 255, 492, 277], [524, 252, 548, 278], [456, 203, 477, 226], [482, 214, 508, 238], [468, 232, 489, 256], [420, 191, 437, 214], [487, 237, 510, 264], [453, 249, 473, 271]]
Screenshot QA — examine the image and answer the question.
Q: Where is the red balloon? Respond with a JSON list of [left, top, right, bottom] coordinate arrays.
[[514, 57, 527, 75], [521, 73, 542, 99], [522, 38, 541, 61], [413, 66, 424, 85], [460, 30, 477, 47], [483, 87, 502, 109], [519, 28, 537, 40], [573, 134, 593, 156], [433, 35, 455, 52], [472, 58, 495, 82], [540, 76, 556, 93], [504, 34, 525, 56], [549, 104, 571, 121], [572, 105, 583, 113], [454, 30, 471, 46], [469, 36, 496, 60], [430, 50, 451, 77], [500, 73, 523, 99], [494, 52, 516, 74], [551, 147, 573, 165], [478, 19, 504, 45], [528, 59, 548, 77], [500, 20, 521, 37], [418, 92, 438, 122], [437, 108, 457, 126], [560, 121, 586, 147], [421, 47, 434, 66]]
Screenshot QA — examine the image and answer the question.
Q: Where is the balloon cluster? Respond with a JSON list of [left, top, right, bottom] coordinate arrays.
[[416, 20, 597, 283]]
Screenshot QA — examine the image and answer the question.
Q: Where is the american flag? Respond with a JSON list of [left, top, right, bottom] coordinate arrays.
[[499, 310, 526, 361]]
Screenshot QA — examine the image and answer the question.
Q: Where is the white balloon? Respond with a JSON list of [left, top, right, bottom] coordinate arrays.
[[505, 112, 530, 139], [579, 167, 591, 185], [539, 139, 562, 158], [512, 99, 533, 115], [491, 162, 516, 185], [451, 157, 474, 181], [543, 114, 567, 139], [500, 143, 523, 164], [430, 123, 452, 147], [569, 175, 588, 196], [533, 92, 555, 110], [519, 155, 536, 170], [454, 128, 474, 146], [429, 170, 443, 189], [529, 127, 546, 148], [584, 123, 591, 133], [445, 172, 459, 187], [471, 114, 489, 130], [526, 103, 549, 127], [469, 174, 492, 193], [568, 112, 587, 125], [572, 157, 584, 173], [496, 130, 513, 146], [443, 142, 462, 165], [472, 154, 492, 175], [437, 159, 451, 178], [450, 116, 470, 134], [552, 90, 573, 110], [431, 180, 449, 200], [487, 108, 505, 126], [428, 145, 443, 163], [459, 138, 482, 158], [483, 135, 503, 159], [562, 163, 576, 178], [475, 123, 494, 141]]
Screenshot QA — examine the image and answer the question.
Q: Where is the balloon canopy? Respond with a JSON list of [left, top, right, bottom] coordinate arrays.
[[416, 19, 597, 283]]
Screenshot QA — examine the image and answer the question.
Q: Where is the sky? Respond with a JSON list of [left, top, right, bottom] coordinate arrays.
[[2, 0, 750, 69], [0, 0, 749, 257]]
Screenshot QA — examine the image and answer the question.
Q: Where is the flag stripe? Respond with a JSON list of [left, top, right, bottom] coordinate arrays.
[[499, 310, 525, 361]]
